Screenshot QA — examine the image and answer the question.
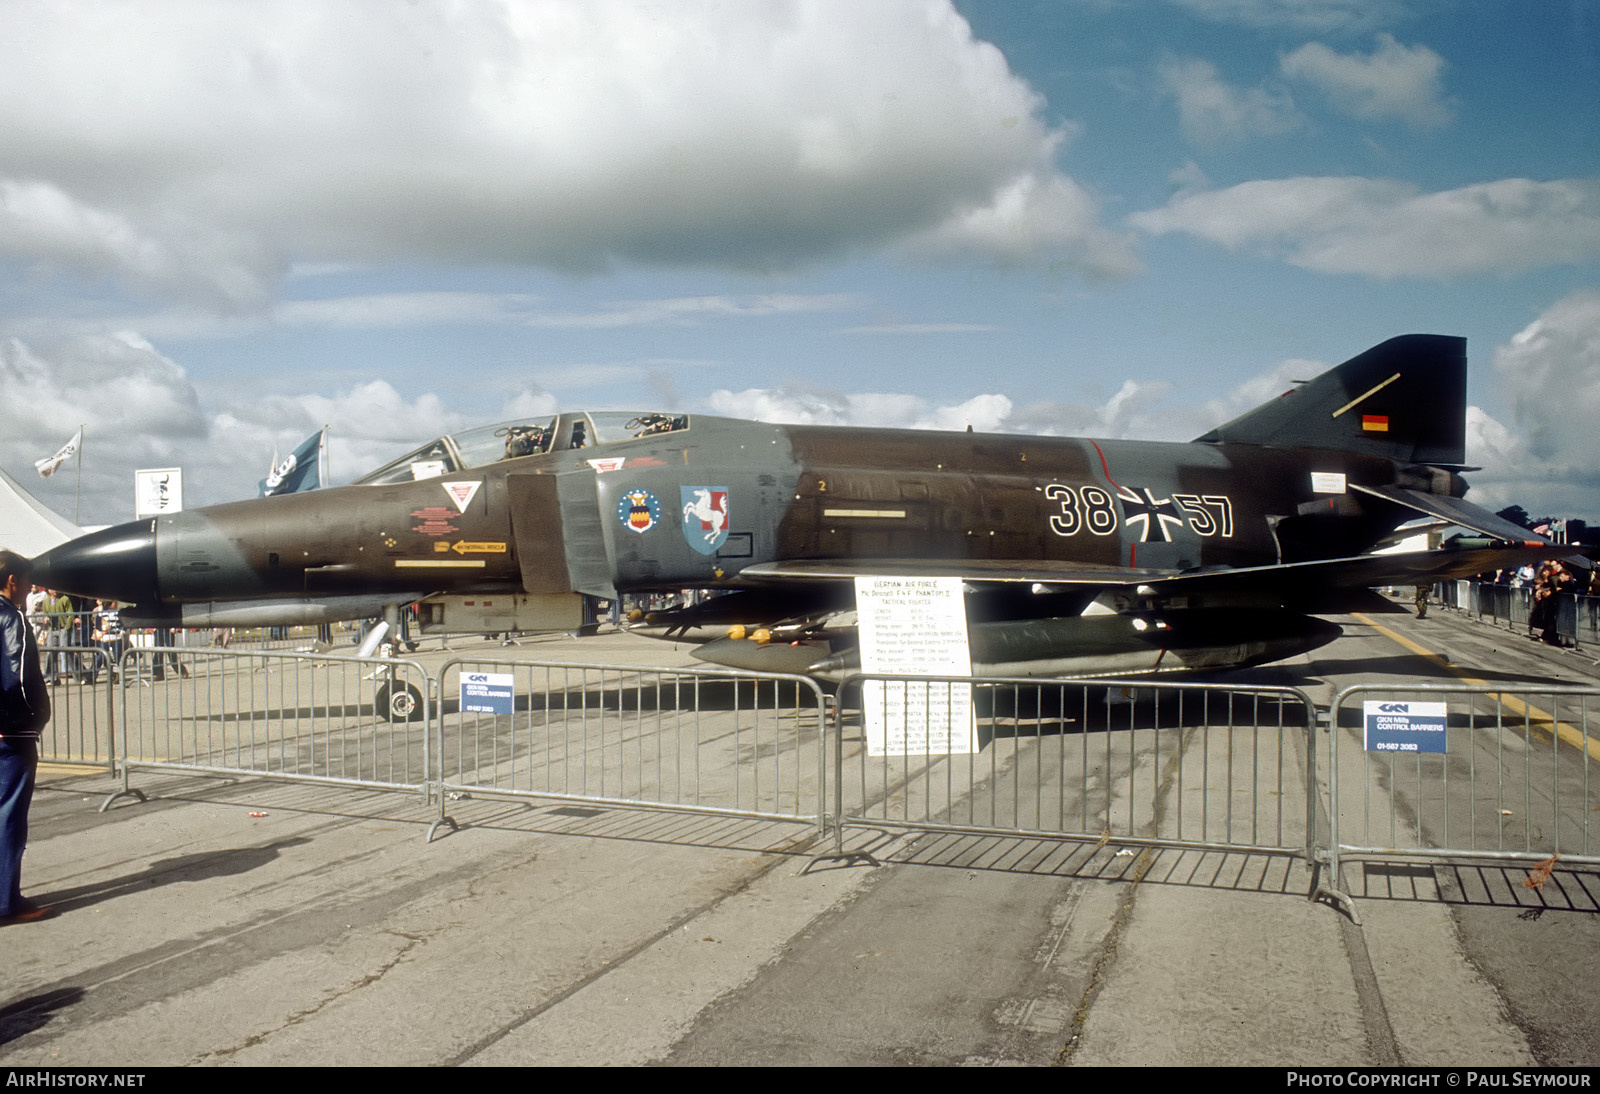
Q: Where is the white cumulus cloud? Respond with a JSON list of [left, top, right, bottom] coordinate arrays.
[[0, 333, 205, 447], [1, 333, 207, 522], [1481, 290, 1600, 515], [1158, 57, 1300, 147], [900, 171, 1140, 278], [707, 384, 1015, 433], [0, 0, 1131, 310], [1167, 0, 1410, 34], [1007, 380, 1180, 440], [709, 379, 1191, 440], [0, 331, 500, 522], [1130, 176, 1600, 278], [1280, 34, 1452, 128]]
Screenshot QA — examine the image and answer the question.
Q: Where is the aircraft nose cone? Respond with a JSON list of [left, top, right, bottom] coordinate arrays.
[[32, 520, 159, 605]]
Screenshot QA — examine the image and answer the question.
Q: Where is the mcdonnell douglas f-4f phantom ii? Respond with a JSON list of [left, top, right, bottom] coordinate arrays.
[[35, 335, 1570, 688]]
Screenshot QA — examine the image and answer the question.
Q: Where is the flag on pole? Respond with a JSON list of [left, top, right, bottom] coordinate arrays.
[[35, 428, 82, 477], [259, 428, 327, 497]]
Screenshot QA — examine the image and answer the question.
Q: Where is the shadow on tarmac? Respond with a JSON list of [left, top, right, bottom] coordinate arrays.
[[1347, 859, 1600, 915], [27, 838, 312, 918], [0, 988, 85, 1047]]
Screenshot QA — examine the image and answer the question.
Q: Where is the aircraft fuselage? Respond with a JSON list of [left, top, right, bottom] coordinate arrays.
[[39, 334, 1550, 679], [41, 414, 1409, 612]]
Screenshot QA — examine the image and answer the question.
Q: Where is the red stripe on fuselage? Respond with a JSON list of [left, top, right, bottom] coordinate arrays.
[[1088, 439, 1134, 568]]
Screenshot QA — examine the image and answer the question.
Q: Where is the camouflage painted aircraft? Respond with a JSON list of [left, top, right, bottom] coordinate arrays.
[[35, 334, 1565, 690]]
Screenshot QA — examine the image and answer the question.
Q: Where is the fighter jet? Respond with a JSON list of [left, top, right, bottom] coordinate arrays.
[[33, 334, 1566, 686]]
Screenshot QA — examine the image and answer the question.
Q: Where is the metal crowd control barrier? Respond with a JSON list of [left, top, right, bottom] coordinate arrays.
[[34, 610, 96, 658], [36, 645, 114, 771], [108, 647, 435, 808], [827, 674, 1320, 865], [1432, 580, 1599, 649], [1582, 594, 1600, 648], [1454, 581, 1533, 633], [433, 659, 829, 840], [1430, 579, 1469, 612], [1326, 684, 1600, 888]]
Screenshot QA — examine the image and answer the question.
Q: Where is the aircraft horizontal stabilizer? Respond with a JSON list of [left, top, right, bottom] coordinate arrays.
[[1152, 541, 1577, 604], [1349, 485, 1549, 544]]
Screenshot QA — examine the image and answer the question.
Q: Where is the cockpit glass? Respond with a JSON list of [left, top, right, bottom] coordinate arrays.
[[353, 417, 557, 485], [455, 418, 557, 466], [587, 412, 689, 444], [352, 412, 684, 484], [355, 439, 457, 485]]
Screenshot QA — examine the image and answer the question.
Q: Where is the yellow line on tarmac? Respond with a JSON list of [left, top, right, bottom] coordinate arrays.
[[38, 761, 110, 777], [1354, 612, 1600, 764]]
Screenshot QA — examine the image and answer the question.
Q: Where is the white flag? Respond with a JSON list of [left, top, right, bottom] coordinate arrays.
[[35, 429, 82, 478]]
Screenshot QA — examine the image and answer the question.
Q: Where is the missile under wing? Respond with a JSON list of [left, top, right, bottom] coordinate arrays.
[[32, 335, 1571, 679]]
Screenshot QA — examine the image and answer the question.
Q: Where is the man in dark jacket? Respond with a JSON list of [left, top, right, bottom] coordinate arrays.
[[0, 550, 52, 922]]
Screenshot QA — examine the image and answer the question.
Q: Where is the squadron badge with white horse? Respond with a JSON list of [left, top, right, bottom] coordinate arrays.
[[681, 487, 729, 554]]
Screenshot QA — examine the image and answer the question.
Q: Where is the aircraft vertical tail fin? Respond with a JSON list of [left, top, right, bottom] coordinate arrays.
[[1193, 334, 1467, 465]]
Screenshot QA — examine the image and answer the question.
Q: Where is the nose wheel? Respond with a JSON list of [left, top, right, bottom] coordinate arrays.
[[376, 680, 423, 722]]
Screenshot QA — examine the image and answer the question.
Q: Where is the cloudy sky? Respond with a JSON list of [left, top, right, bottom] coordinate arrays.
[[1, 0, 1596, 526]]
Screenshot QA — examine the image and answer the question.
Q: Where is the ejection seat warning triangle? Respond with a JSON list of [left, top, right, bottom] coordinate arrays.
[[854, 575, 977, 757], [443, 481, 481, 513]]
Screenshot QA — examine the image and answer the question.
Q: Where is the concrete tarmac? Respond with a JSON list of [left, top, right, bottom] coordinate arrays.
[[2, 606, 1597, 1067]]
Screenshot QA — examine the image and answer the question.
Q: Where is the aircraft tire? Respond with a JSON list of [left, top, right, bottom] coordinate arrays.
[[376, 681, 424, 723]]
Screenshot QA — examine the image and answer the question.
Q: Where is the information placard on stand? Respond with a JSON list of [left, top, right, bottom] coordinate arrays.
[[854, 575, 977, 756]]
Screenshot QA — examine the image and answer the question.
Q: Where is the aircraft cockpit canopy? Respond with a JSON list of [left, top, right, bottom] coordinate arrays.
[[353, 411, 689, 485]]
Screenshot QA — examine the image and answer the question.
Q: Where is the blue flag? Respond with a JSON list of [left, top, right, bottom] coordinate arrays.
[[259, 428, 326, 497]]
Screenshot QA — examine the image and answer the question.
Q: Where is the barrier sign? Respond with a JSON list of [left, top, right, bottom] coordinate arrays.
[[1363, 700, 1446, 754], [461, 671, 514, 715]]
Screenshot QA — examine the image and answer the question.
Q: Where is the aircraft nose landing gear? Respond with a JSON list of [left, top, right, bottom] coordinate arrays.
[[376, 678, 424, 722]]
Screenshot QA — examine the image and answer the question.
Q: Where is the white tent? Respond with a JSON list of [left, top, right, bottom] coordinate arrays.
[[0, 466, 82, 557]]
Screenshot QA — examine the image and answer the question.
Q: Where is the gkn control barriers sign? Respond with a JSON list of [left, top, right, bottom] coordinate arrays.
[[1363, 700, 1447, 754], [461, 672, 514, 715]]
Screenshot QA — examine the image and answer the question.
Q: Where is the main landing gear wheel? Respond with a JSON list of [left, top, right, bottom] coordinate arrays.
[[376, 681, 423, 723]]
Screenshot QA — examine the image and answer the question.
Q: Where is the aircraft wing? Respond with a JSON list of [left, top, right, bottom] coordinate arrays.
[[738, 558, 1179, 586], [739, 540, 1577, 606]]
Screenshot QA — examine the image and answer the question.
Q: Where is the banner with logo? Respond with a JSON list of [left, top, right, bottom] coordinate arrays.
[[260, 428, 327, 497], [134, 468, 183, 518]]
